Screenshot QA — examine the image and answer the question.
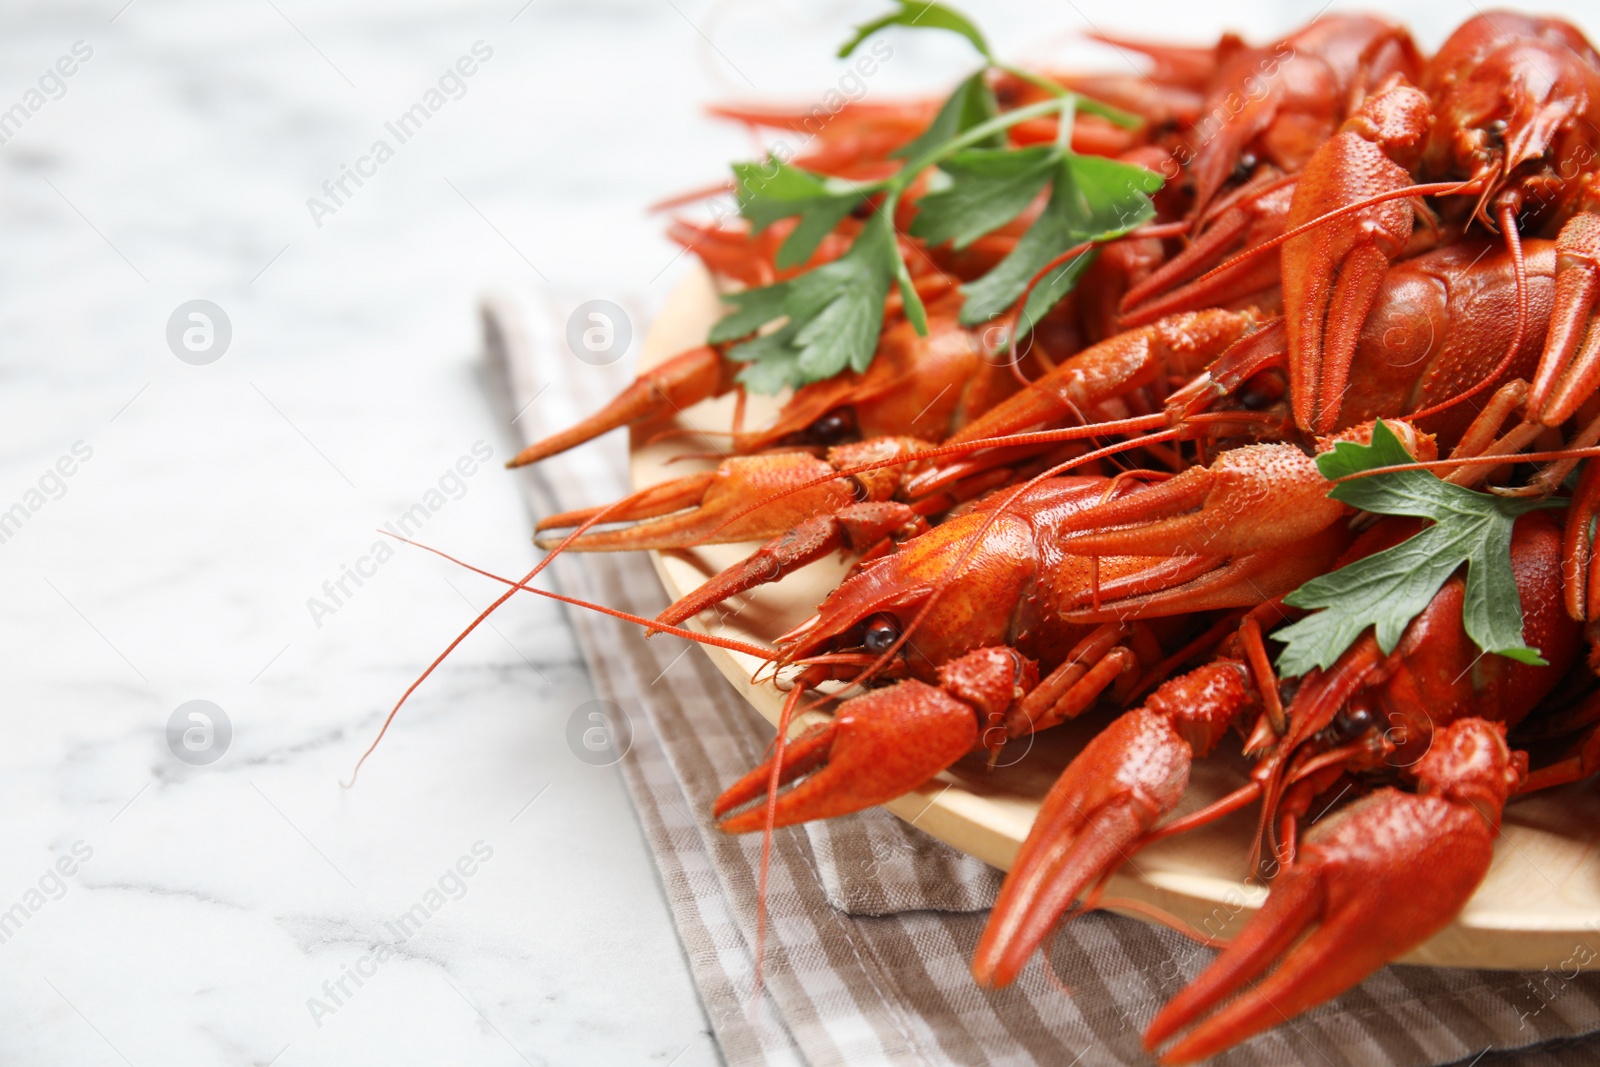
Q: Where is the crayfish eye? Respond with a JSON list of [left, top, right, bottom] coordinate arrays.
[[806, 408, 857, 446], [862, 614, 901, 654], [1332, 703, 1375, 741], [1238, 369, 1285, 411]]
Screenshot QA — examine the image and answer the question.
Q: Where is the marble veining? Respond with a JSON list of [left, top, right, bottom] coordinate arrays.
[[5, 1, 1593, 1064]]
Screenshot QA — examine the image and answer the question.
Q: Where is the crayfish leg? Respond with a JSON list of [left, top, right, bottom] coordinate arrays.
[[1530, 212, 1600, 425]]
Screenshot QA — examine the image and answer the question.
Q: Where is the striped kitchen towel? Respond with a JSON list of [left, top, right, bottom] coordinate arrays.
[[482, 287, 1600, 1067]]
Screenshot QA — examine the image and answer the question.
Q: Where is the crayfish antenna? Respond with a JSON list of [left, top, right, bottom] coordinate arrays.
[[1326, 442, 1600, 484], [381, 531, 780, 660], [348, 486, 778, 786], [750, 683, 806, 1010], [1183, 177, 1488, 301], [346, 559, 538, 789]]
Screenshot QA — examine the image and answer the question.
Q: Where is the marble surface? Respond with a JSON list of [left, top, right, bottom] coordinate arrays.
[[3, 1, 1597, 1065]]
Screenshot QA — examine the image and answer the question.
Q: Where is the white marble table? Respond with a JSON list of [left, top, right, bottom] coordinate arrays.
[[4, 1, 1595, 1065]]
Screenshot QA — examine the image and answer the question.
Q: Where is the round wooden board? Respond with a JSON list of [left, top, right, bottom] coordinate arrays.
[[626, 265, 1600, 970]]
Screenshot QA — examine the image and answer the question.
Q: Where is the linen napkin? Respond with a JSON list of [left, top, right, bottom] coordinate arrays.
[[482, 286, 1600, 1067]]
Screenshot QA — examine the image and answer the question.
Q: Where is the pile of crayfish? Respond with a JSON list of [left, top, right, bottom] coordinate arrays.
[[390, 8, 1600, 1063]]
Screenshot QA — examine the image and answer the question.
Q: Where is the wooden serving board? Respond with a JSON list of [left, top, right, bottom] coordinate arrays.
[[629, 265, 1600, 970]]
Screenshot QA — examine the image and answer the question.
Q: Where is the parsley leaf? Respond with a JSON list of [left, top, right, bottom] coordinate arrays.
[[709, 2, 1153, 393], [909, 144, 1057, 249], [711, 213, 898, 392], [1273, 420, 1565, 678], [717, 116, 1161, 390], [959, 153, 1161, 327], [836, 3, 1138, 128], [892, 71, 1000, 161], [838, 1, 992, 61], [733, 158, 864, 270]]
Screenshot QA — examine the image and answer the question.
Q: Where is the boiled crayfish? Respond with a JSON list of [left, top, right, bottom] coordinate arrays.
[[383, 7, 1600, 1063]]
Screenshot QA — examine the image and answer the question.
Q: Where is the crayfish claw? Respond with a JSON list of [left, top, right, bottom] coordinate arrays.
[[714, 680, 978, 834], [712, 720, 839, 831], [508, 345, 730, 468], [1282, 84, 1431, 434], [973, 763, 1169, 989], [533, 452, 858, 552], [1118, 183, 1293, 328], [654, 502, 923, 631], [1055, 443, 1347, 558], [1562, 457, 1600, 624], [535, 471, 715, 540], [1146, 719, 1517, 1063], [945, 310, 1257, 446], [975, 662, 1253, 989]]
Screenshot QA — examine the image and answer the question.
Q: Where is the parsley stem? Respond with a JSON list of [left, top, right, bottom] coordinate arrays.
[[990, 64, 1075, 147], [816, 97, 1077, 202], [878, 94, 1077, 337], [727, 70, 1136, 357], [894, 96, 1069, 185], [996, 63, 1141, 129], [1055, 94, 1076, 150], [875, 186, 927, 333], [800, 90, 1118, 221]]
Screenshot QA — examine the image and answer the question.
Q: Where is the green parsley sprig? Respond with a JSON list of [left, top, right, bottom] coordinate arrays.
[[954, 147, 1162, 328], [710, 0, 1159, 393], [1272, 421, 1564, 678]]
